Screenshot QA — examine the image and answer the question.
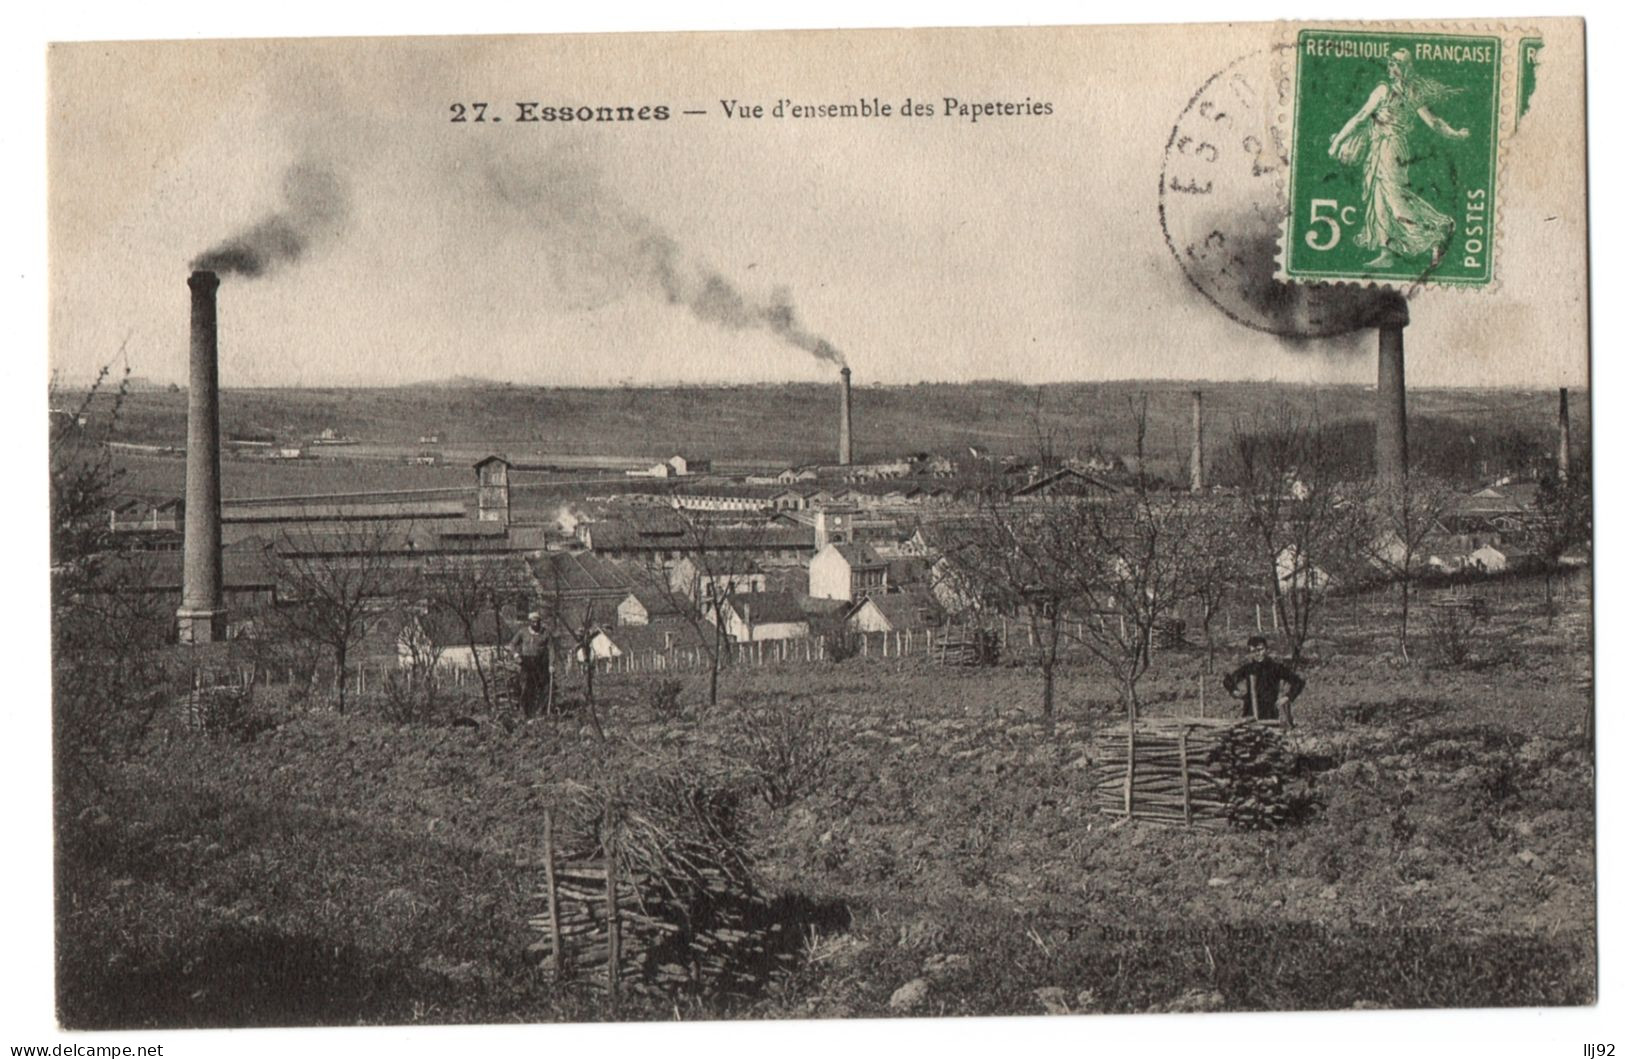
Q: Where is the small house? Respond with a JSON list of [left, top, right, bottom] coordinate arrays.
[[1275, 544, 1333, 594], [586, 622, 707, 662], [1558, 543, 1591, 568], [1467, 543, 1534, 575], [847, 590, 942, 635], [1427, 553, 1466, 575], [808, 541, 888, 602], [929, 554, 979, 613], [711, 591, 811, 642], [1012, 467, 1116, 500], [615, 587, 684, 627], [667, 455, 711, 476], [668, 557, 767, 601], [398, 605, 511, 672]]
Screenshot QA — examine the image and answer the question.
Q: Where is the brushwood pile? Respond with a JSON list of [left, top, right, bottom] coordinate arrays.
[[1094, 717, 1299, 830], [531, 772, 798, 995]]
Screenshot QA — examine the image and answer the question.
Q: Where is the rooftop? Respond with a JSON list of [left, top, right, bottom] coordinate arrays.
[[530, 551, 637, 596], [727, 591, 810, 626]]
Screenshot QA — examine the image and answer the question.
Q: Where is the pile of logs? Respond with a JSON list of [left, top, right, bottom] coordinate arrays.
[[1094, 716, 1294, 830], [529, 854, 793, 994], [936, 628, 1001, 667], [1206, 722, 1297, 830]]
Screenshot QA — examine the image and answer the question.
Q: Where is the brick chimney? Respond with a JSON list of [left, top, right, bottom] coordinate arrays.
[[838, 366, 853, 466], [1558, 387, 1572, 482], [177, 270, 226, 643], [1190, 389, 1204, 492], [1375, 296, 1410, 485]]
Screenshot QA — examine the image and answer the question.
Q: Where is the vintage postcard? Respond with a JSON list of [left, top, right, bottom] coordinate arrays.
[[41, 15, 1593, 1051]]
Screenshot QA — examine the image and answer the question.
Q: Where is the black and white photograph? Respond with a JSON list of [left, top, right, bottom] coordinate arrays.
[[20, 7, 1612, 1056]]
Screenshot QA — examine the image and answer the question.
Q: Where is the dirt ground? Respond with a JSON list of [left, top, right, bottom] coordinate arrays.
[[55, 591, 1594, 1026]]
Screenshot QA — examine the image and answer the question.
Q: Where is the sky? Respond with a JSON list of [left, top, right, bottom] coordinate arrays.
[[46, 19, 1589, 390]]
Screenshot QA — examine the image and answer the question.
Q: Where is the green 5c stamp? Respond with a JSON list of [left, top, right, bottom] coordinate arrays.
[[1283, 29, 1502, 286]]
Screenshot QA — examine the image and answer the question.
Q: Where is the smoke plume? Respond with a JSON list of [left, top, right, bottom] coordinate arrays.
[[192, 161, 351, 278], [484, 152, 844, 368], [1165, 196, 1407, 348]]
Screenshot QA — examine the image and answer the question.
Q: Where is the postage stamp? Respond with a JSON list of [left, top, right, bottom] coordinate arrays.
[[1517, 36, 1544, 129], [1279, 28, 1505, 287]]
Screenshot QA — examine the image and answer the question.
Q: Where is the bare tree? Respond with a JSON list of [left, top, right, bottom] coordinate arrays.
[[557, 601, 606, 737], [1181, 495, 1245, 673], [532, 556, 605, 738], [1359, 474, 1458, 659], [1528, 465, 1591, 616], [385, 602, 448, 722], [419, 548, 526, 712], [1223, 402, 1361, 663], [638, 507, 767, 708], [949, 439, 1097, 734], [1024, 388, 1072, 477], [1051, 400, 1201, 721], [1490, 425, 1543, 481], [951, 400, 1200, 730], [947, 495, 1073, 732], [50, 362, 173, 803], [50, 363, 130, 601], [259, 521, 411, 714]]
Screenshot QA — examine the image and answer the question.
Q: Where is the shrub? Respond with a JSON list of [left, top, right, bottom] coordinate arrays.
[[810, 615, 861, 664], [825, 631, 862, 664], [1427, 603, 1478, 667], [377, 667, 446, 725], [1478, 753, 1526, 806], [647, 678, 685, 718], [727, 695, 840, 810]]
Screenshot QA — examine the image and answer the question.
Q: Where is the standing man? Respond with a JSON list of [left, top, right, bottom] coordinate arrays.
[[1222, 635, 1306, 727], [508, 611, 551, 720]]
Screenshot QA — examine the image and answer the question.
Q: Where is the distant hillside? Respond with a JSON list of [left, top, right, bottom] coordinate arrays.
[[66, 380, 1588, 478]]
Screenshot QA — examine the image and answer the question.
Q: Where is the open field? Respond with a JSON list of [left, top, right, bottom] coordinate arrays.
[[79, 381, 1590, 481], [56, 590, 1594, 1026], [91, 379, 1591, 510], [109, 453, 645, 511]]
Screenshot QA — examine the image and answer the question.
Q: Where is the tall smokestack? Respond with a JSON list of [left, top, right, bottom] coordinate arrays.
[[838, 366, 853, 466], [178, 270, 226, 643], [1558, 387, 1572, 483], [1190, 389, 1204, 492], [1375, 297, 1410, 485]]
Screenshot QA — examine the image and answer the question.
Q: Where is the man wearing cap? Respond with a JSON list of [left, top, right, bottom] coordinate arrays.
[[508, 611, 551, 719], [1222, 635, 1306, 727]]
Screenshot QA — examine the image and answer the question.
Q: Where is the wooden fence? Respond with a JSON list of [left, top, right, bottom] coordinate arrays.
[[227, 566, 1591, 697], [560, 627, 950, 676]]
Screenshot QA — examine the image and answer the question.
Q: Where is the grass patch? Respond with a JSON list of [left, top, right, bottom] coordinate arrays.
[[57, 596, 1596, 1023]]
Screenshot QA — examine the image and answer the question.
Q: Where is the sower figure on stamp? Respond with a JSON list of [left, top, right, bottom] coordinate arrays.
[[1327, 48, 1471, 270], [1223, 635, 1306, 727], [508, 611, 552, 720]]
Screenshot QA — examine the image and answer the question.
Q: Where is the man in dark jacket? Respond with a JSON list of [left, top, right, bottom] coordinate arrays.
[[508, 611, 551, 719], [1222, 635, 1305, 726]]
